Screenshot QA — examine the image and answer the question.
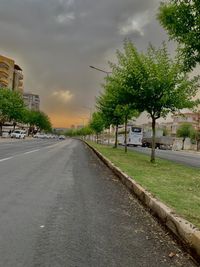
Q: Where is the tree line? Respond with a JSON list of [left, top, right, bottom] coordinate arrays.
[[69, 0, 200, 163], [0, 88, 52, 136]]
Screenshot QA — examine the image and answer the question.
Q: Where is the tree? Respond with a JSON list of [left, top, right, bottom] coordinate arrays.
[[21, 110, 52, 135], [97, 74, 138, 149], [97, 93, 124, 148], [89, 112, 104, 143], [114, 104, 138, 152], [110, 41, 199, 162], [158, 0, 200, 70], [177, 123, 195, 150], [189, 127, 200, 151], [34, 111, 52, 133], [0, 88, 25, 135]]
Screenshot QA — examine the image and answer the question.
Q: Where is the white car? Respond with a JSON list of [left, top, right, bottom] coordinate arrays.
[[11, 130, 26, 139]]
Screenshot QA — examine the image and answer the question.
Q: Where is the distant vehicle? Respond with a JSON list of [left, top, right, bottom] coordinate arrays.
[[58, 135, 65, 140], [118, 126, 143, 146], [33, 133, 44, 138], [142, 136, 175, 150], [11, 130, 26, 139]]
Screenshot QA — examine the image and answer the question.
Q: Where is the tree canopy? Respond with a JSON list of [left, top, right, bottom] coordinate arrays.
[[158, 0, 200, 70], [108, 41, 199, 162], [0, 88, 25, 134], [0, 88, 52, 135], [89, 112, 104, 138]]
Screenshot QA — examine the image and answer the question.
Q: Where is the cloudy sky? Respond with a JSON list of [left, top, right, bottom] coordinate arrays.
[[0, 0, 171, 127]]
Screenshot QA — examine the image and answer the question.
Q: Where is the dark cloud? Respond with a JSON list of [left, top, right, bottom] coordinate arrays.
[[0, 0, 170, 126]]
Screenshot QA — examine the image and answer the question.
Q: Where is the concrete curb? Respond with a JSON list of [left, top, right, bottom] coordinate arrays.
[[85, 141, 200, 262]]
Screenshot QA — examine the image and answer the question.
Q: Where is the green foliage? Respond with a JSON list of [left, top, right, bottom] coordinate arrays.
[[65, 126, 93, 137], [32, 111, 52, 132], [113, 41, 199, 118], [97, 71, 139, 128], [158, 0, 200, 70], [177, 123, 195, 139], [0, 88, 52, 135], [89, 112, 104, 135], [106, 40, 199, 162], [0, 88, 25, 125]]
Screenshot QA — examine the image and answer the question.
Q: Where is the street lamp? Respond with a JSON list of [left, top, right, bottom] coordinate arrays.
[[89, 65, 112, 76]]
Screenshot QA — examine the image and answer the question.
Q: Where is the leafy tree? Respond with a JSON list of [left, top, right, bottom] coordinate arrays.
[[110, 41, 199, 162], [158, 0, 200, 70], [177, 123, 195, 150], [21, 110, 52, 134], [79, 126, 93, 138], [89, 112, 104, 143], [97, 94, 124, 148], [0, 88, 25, 135], [114, 104, 138, 152], [189, 127, 200, 151], [34, 111, 52, 133], [97, 74, 138, 149]]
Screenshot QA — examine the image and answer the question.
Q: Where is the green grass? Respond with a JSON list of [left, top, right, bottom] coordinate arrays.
[[88, 142, 200, 229]]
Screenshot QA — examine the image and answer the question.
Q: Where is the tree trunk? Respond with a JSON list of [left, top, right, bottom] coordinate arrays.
[[0, 123, 2, 136], [182, 138, 185, 150], [124, 117, 128, 153], [114, 124, 118, 148], [107, 127, 110, 146], [96, 133, 98, 143], [197, 139, 200, 151], [151, 117, 156, 163], [13, 122, 16, 131]]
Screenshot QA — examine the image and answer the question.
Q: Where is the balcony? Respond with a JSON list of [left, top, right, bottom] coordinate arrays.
[[0, 77, 8, 85], [0, 67, 9, 76]]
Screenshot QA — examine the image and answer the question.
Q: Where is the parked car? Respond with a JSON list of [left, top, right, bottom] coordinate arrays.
[[11, 130, 26, 139], [58, 135, 66, 140]]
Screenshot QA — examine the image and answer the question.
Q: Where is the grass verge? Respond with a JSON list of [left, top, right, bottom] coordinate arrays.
[[88, 141, 200, 229]]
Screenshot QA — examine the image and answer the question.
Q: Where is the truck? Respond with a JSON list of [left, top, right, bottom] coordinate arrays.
[[142, 129, 175, 150], [142, 136, 175, 150]]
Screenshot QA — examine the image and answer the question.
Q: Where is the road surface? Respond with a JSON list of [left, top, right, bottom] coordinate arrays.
[[0, 139, 197, 266], [127, 146, 200, 168]]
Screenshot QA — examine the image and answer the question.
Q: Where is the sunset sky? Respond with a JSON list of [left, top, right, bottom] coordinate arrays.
[[0, 0, 180, 127]]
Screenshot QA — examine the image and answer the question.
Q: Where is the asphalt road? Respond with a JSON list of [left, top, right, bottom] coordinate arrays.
[[0, 139, 197, 266], [127, 146, 200, 168]]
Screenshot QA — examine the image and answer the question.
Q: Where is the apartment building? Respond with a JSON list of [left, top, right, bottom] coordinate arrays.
[[23, 92, 40, 111], [0, 55, 15, 89], [0, 55, 24, 92]]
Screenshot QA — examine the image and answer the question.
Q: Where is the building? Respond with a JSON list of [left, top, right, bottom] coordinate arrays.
[[0, 55, 24, 92], [23, 92, 40, 111], [171, 112, 200, 134], [13, 64, 24, 93], [0, 55, 15, 89]]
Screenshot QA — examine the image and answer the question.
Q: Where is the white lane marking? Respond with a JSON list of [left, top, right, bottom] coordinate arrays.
[[24, 149, 40, 154], [0, 157, 13, 162]]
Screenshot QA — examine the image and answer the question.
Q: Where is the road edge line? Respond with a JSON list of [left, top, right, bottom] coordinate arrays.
[[84, 140, 200, 263]]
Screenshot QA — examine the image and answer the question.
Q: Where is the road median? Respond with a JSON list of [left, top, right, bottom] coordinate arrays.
[[84, 140, 200, 262]]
